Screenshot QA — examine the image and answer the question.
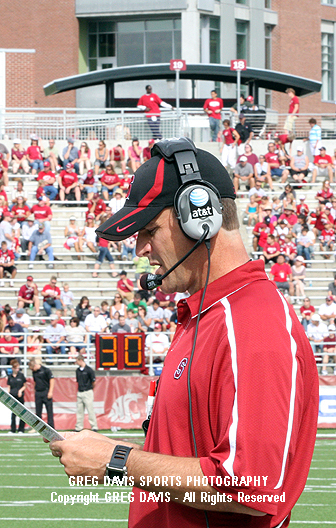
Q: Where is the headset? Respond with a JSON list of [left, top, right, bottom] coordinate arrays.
[[152, 137, 223, 240]]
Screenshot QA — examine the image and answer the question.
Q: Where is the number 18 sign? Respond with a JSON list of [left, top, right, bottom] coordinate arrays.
[[230, 59, 247, 71]]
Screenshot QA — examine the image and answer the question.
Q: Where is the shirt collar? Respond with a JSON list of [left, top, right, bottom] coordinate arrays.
[[178, 259, 267, 319]]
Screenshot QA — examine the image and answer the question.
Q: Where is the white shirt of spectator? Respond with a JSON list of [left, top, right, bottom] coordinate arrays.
[[43, 323, 66, 343], [61, 289, 74, 306], [108, 196, 126, 215], [318, 302, 336, 318], [12, 313, 31, 327], [84, 313, 106, 333], [307, 321, 329, 341], [65, 325, 86, 343], [145, 332, 170, 356], [22, 222, 38, 241], [147, 305, 164, 329]]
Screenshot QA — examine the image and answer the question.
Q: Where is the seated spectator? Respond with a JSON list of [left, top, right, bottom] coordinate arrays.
[[316, 179, 333, 205], [252, 216, 274, 253], [0, 153, 9, 187], [54, 309, 66, 327], [278, 204, 298, 226], [79, 169, 98, 201], [92, 235, 118, 279], [84, 306, 107, 340], [37, 161, 58, 201], [237, 144, 258, 167], [119, 173, 132, 194], [0, 142, 10, 162], [5, 317, 24, 346], [245, 194, 258, 226], [147, 299, 164, 330], [26, 136, 44, 176], [291, 256, 306, 300], [94, 140, 109, 175], [319, 222, 335, 258], [21, 219, 38, 257], [296, 195, 309, 218], [0, 240, 16, 287], [65, 317, 86, 358], [43, 314, 66, 360], [0, 211, 15, 247], [17, 275, 40, 315], [11, 196, 30, 225], [127, 138, 142, 173], [78, 214, 97, 255], [75, 296, 92, 328], [269, 254, 294, 297], [100, 165, 120, 201], [155, 287, 176, 308], [43, 138, 59, 173], [122, 235, 137, 261], [328, 273, 336, 302], [28, 223, 54, 269], [108, 189, 125, 214], [248, 180, 266, 202], [275, 218, 289, 243], [78, 142, 91, 175], [60, 283, 75, 317], [143, 139, 155, 163], [280, 234, 297, 265], [117, 270, 134, 302], [300, 297, 315, 331], [279, 183, 297, 209], [127, 292, 147, 315], [260, 234, 281, 265], [318, 296, 336, 325], [145, 322, 169, 363], [162, 301, 177, 332], [110, 294, 127, 319], [125, 309, 140, 333], [112, 314, 131, 334], [257, 196, 272, 222], [273, 134, 292, 167], [64, 216, 82, 258], [100, 301, 110, 321], [254, 155, 273, 190], [307, 314, 328, 357], [296, 226, 313, 264], [311, 146, 333, 184], [0, 195, 9, 218], [41, 276, 62, 316], [0, 328, 19, 375], [110, 144, 128, 175], [232, 156, 254, 193], [86, 193, 106, 221], [27, 329, 43, 363], [58, 164, 81, 202], [264, 142, 283, 179], [322, 324, 336, 375], [30, 199, 53, 233], [313, 205, 330, 237], [62, 138, 79, 173], [230, 94, 252, 115], [281, 145, 309, 185], [136, 305, 151, 333], [12, 308, 30, 331], [11, 139, 29, 175]]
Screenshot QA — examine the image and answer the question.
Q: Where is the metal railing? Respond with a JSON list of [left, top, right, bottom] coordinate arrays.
[[2, 107, 336, 142]]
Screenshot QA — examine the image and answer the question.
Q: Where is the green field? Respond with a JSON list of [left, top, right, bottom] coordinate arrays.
[[0, 430, 335, 527]]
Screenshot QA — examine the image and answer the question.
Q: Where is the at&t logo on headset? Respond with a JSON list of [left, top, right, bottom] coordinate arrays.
[[189, 188, 214, 219]]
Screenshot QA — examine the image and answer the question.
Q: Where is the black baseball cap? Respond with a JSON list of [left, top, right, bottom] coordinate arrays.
[[96, 139, 235, 241]]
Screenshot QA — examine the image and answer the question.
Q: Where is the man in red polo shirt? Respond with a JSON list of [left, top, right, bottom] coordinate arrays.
[[31, 199, 52, 232], [203, 90, 224, 142], [284, 87, 299, 134], [17, 275, 40, 315], [58, 163, 81, 201], [279, 204, 298, 226], [270, 254, 294, 297], [37, 161, 58, 201], [86, 193, 106, 221], [137, 85, 172, 140], [264, 142, 283, 179], [311, 147, 333, 183], [117, 270, 134, 302]]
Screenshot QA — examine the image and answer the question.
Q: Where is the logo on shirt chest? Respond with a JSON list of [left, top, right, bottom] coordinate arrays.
[[174, 357, 188, 379]]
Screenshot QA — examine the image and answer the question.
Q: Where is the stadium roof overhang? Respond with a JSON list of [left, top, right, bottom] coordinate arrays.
[[44, 63, 321, 105]]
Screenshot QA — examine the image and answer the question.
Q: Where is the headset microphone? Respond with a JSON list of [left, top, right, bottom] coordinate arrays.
[[140, 224, 210, 291]]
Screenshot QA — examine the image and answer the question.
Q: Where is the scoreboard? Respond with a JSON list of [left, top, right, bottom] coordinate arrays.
[[95, 333, 145, 370]]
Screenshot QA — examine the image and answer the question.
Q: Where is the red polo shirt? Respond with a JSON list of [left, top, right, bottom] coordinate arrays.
[[129, 260, 318, 528], [31, 204, 52, 221]]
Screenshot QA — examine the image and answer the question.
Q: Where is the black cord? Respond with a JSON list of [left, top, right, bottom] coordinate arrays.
[[187, 232, 211, 528]]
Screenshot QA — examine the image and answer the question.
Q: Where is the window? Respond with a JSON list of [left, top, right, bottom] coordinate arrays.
[[236, 0, 248, 4], [265, 25, 273, 108], [236, 21, 249, 61], [321, 32, 334, 100], [209, 17, 220, 64], [265, 0, 271, 7], [322, 0, 335, 5]]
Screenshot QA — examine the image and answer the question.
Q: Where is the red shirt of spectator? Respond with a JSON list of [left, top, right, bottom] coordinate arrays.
[[59, 169, 78, 188], [0, 335, 19, 354], [264, 241, 280, 256], [82, 170, 95, 185], [0, 189, 8, 202], [222, 128, 236, 146], [314, 154, 332, 168], [42, 283, 61, 302], [87, 197, 106, 217], [280, 241, 297, 258], [155, 289, 176, 305], [253, 222, 275, 248], [18, 282, 38, 301], [0, 248, 15, 264], [203, 96, 223, 119], [288, 96, 300, 114], [12, 204, 30, 222], [100, 171, 120, 187], [26, 145, 43, 160], [117, 276, 134, 293], [111, 147, 125, 161], [37, 169, 56, 185], [119, 174, 132, 192], [31, 203, 52, 221], [0, 159, 8, 177], [137, 93, 162, 116], [265, 152, 280, 168], [315, 211, 329, 231], [270, 261, 292, 282], [300, 304, 315, 318], [296, 202, 309, 216], [279, 210, 298, 226], [320, 228, 335, 243]]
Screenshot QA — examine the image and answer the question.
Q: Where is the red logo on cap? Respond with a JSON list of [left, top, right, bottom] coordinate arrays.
[[116, 222, 136, 233]]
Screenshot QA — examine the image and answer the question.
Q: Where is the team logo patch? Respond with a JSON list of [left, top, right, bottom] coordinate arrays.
[[174, 358, 188, 379], [125, 175, 135, 200], [189, 188, 213, 219]]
